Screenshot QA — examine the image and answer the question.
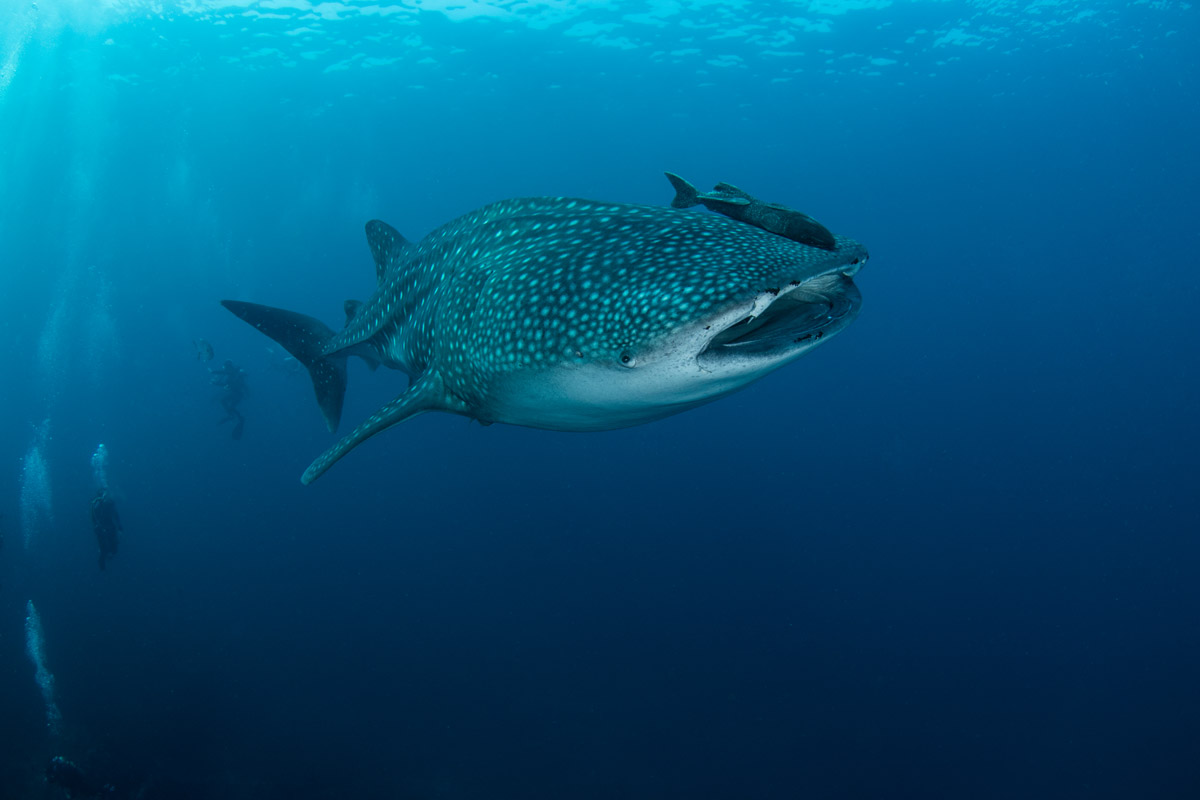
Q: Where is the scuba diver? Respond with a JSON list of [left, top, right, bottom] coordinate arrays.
[[89, 489, 121, 571], [209, 358, 248, 440], [193, 337, 214, 363], [46, 756, 114, 798]]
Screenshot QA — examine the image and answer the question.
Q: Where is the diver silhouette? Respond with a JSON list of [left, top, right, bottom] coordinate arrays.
[[210, 358, 248, 440], [89, 489, 121, 571], [46, 755, 114, 798]]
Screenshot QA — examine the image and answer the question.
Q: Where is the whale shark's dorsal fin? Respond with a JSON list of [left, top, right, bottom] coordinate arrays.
[[365, 220, 414, 285]]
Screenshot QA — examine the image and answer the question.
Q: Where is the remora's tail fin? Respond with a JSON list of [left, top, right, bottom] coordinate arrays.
[[220, 300, 347, 433], [664, 172, 701, 209]]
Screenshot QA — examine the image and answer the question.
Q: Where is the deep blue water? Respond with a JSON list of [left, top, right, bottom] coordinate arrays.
[[1, 1, 1198, 797]]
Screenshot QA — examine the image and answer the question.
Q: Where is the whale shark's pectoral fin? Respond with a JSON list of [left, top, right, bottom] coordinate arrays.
[[300, 374, 449, 485]]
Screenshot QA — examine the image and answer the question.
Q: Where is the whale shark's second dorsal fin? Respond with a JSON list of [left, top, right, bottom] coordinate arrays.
[[365, 220, 414, 285]]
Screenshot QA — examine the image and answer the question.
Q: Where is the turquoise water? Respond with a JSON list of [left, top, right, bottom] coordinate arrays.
[[1, 1, 1197, 797]]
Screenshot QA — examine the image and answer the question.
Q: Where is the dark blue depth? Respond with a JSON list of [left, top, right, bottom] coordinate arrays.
[[1, 3, 1198, 798]]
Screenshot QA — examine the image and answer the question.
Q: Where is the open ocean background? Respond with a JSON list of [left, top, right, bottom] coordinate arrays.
[[1, 1, 1198, 797]]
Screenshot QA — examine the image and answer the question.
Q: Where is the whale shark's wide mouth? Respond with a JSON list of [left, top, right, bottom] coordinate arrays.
[[698, 272, 862, 367]]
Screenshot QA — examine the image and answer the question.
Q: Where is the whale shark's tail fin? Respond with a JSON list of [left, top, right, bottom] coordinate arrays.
[[220, 300, 348, 433], [665, 171, 701, 209]]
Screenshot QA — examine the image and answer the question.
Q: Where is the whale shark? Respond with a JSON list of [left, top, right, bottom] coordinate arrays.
[[222, 194, 869, 484]]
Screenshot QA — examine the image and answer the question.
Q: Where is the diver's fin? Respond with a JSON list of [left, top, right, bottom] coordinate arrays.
[[664, 172, 701, 209], [301, 374, 447, 485], [220, 300, 347, 433], [365, 220, 414, 285]]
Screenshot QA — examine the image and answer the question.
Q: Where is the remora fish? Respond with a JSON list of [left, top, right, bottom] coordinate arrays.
[[222, 195, 868, 484], [665, 172, 837, 251]]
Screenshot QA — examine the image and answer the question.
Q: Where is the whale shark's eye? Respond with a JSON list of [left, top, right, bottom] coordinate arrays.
[[619, 351, 636, 368]]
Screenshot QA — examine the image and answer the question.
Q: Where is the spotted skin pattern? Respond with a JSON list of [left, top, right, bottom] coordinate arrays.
[[224, 195, 868, 483]]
